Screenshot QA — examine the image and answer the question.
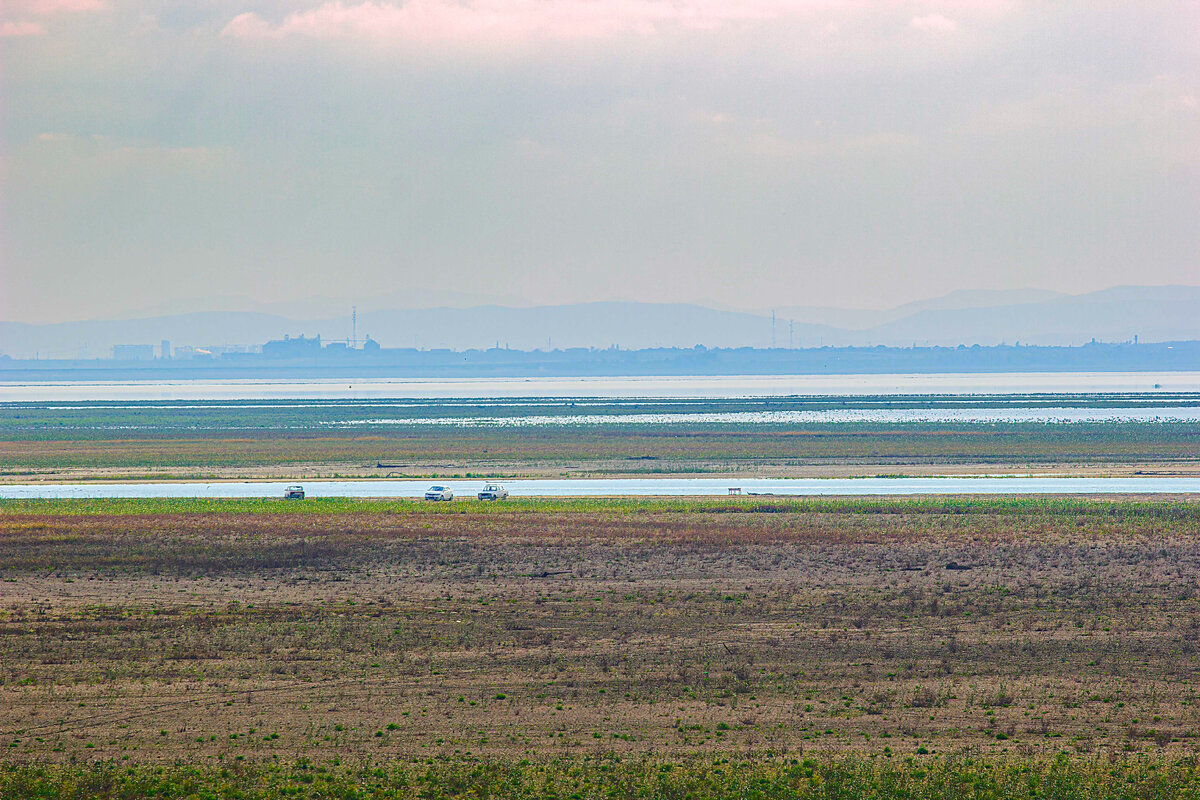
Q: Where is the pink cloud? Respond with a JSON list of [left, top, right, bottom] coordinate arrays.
[[0, 19, 47, 35], [908, 13, 958, 33], [5, 0, 107, 13], [221, 0, 818, 43]]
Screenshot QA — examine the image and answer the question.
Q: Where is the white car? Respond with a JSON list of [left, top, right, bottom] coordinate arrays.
[[477, 483, 508, 501], [424, 485, 453, 501]]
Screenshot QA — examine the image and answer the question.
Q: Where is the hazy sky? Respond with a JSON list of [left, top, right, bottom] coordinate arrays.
[[2, 0, 1197, 323]]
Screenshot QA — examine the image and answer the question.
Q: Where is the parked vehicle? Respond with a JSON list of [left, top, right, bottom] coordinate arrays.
[[424, 485, 453, 501], [283, 485, 305, 500], [477, 483, 508, 501]]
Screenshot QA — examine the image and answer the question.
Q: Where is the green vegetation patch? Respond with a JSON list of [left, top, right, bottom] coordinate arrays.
[[4, 495, 1200, 519], [4, 756, 1200, 800]]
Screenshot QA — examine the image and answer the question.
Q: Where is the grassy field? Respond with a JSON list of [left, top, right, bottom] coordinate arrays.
[[5, 755, 1200, 799], [3, 398, 1199, 479], [2, 498, 1199, 768], [2, 423, 1198, 477], [3, 497, 1200, 796]]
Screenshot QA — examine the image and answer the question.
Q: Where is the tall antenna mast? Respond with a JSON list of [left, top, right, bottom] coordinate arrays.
[[352, 306, 357, 348], [771, 310, 776, 349]]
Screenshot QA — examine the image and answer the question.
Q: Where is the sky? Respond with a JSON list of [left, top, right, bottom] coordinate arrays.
[[1, 0, 1197, 323]]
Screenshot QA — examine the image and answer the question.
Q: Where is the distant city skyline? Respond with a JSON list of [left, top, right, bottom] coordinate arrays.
[[2, 1, 1197, 324]]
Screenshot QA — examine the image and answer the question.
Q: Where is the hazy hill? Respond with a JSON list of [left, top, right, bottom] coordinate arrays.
[[1, 286, 1197, 359], [354, 303, 838, 351], [767, 288, 1067, 330], [867, 285, 1200, 346], [118, 287, 515, 321], [0, 303, 832, 358], [0, 312, 298, 360]]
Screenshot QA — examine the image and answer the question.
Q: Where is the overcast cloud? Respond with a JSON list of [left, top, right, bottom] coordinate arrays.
[[1, 0, 1197, 322]]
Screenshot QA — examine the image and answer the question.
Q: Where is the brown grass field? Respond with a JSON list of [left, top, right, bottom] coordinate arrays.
[[1, 498, 1198, 767]]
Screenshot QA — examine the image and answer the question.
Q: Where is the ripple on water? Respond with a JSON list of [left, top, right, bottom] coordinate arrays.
[[323, 407, 1200, 427]]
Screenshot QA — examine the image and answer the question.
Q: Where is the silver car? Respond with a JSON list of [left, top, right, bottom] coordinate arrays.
[[477, 483, 508, 501], [424, 485, 453, 501]]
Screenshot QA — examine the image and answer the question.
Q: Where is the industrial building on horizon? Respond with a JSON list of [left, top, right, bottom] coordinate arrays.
[[11, 335, 1190, 382]]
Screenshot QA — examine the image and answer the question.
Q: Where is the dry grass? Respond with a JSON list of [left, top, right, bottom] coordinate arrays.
[[1, 499, 1198, 765]]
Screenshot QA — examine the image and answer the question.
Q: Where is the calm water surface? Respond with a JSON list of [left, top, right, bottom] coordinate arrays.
[[3, 477, 1199, 499], [3, 371, 1200, 401], [328, 407, 1200, 427]]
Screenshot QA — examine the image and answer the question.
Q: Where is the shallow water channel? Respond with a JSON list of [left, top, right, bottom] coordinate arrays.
[[3, 476, 1199, 499]]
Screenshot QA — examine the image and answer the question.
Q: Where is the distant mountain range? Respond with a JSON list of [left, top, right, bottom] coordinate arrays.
[[763, 288, 1068, 330], [2, 285, 1199, 360]]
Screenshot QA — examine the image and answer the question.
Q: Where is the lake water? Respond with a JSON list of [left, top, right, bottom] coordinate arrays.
[[3, 371, 1200, 401], [327, 406, 1200, 427], [2, 477, 1198, 499]]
